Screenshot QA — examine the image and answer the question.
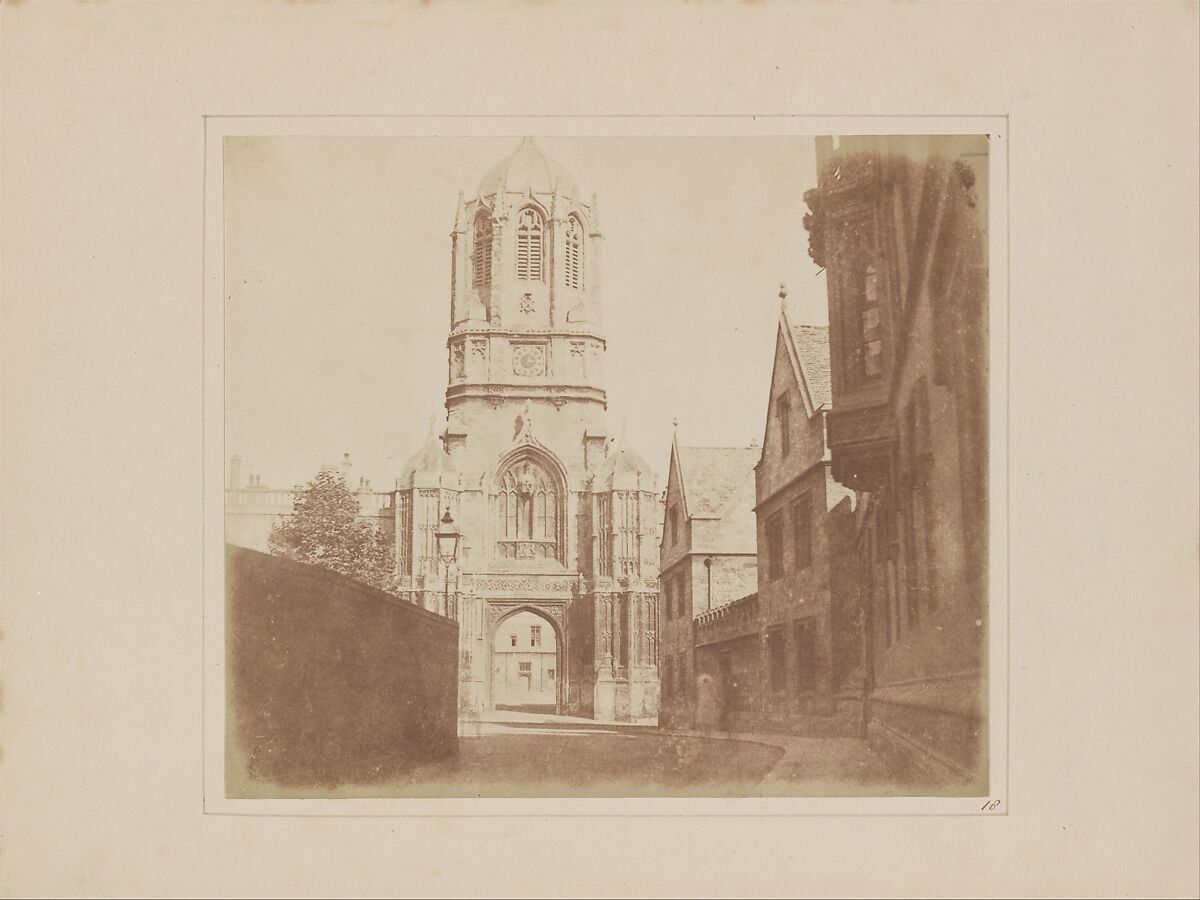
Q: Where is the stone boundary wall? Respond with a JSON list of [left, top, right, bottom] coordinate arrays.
[[225, 545, 458, 794]]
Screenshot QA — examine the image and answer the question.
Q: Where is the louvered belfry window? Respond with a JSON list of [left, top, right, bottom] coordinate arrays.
[[861, 263, 883, 377], [516, 208, 543, 281], [473, 215, 493, 287], [565, 216, 584, 289]]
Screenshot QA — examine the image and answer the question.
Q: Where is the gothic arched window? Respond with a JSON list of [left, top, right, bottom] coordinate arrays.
[[495, 456, 562, 563], [473, 214, 493, 287], [516, 208, 544, 281], [564, 216, 584, 289]]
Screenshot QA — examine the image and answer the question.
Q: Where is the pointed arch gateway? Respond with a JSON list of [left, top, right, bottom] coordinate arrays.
[[487, 604, 567, 714], [492, 445, 568, 565]]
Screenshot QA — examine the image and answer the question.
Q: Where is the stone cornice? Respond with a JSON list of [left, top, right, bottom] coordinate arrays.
[[447, 326, 606, 345], [445, 383, 607, 406]]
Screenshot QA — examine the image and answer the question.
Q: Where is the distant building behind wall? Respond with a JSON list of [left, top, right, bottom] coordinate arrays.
[[225, 452, 392, 553], [492, 612, 559, 708]]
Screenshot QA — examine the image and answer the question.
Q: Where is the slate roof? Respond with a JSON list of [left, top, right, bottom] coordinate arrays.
[[711, 466, 758, 554], [676, 446, 761, 518], [790, 323, 832, 411]]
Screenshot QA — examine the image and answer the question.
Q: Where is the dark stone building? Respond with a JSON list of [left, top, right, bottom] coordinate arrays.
[[659, 303, 858, 736], [742, 307, 857, 731], [804, 134, 989, 785]]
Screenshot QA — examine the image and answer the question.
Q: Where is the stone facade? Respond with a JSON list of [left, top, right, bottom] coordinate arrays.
[[394, 138, 660, 721], [658, 440, 759, 728], [676, 308, 858, 736], [742, 313, 857, 729], [492, 612, 559, 707], [804, 134, 989, 785]]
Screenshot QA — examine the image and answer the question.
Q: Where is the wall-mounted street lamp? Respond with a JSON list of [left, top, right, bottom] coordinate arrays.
[[435, 506, 461, 618]]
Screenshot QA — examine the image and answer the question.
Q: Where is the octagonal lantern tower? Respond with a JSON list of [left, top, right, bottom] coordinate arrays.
[[394, 138, 661, 721]]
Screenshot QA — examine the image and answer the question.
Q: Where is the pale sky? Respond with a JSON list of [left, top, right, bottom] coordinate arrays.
[[224, 135, 827, 491]]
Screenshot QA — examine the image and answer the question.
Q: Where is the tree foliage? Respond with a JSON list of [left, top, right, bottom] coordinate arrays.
[[269, 466, 397, 594]]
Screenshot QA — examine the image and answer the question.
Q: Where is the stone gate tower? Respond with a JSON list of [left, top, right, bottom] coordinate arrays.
[[394, 138, 661, 721]]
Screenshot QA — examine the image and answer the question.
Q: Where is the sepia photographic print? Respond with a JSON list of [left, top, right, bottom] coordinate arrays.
[[208, 121, 1005, 807]]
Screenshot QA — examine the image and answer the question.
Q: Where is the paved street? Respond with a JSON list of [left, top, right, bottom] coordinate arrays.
[[364, 708, 941, 798]]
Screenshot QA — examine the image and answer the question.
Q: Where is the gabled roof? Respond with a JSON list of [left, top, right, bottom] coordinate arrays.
[[790, 323, 832, 411], [768, 305, 831, 419], [675, 446, 761, 518], [755, 297, 833, 456]]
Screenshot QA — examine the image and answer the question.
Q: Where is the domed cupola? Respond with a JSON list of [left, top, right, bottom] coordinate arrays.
[[598, 421, 656, 491], [449, 137, 603, 339], [397, 417, 455, 489], [477, 137, 579, 201]]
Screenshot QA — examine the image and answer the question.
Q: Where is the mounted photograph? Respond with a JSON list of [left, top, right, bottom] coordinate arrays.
[[214, 128, 996, 800]]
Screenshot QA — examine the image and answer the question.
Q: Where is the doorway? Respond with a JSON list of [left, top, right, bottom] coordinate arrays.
[[490, 608, 563, 714]]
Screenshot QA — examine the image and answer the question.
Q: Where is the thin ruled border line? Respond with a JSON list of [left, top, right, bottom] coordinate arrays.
[[201, 116, 1008, 820]]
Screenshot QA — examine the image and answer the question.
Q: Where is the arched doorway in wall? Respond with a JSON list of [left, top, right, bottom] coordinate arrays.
[[488, 606, 565, 715]]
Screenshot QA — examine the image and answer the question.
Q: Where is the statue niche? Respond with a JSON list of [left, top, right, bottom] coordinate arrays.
[[494, 455, 563, 565]]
